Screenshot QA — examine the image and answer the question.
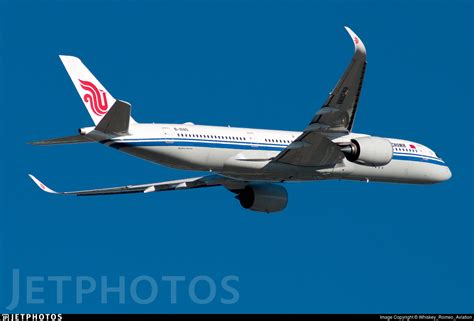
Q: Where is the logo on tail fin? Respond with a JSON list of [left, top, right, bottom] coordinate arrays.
[[79, 79, 109, 116]]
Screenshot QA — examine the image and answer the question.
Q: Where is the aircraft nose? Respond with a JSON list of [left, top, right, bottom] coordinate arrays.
[[443, 166, 452, 181], [425, 164, 452, 183], [434, 166, 452, 182]]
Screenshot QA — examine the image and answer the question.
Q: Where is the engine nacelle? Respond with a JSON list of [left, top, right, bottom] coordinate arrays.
[[342, 136, 393, 166], [236, 183, 288, 213]]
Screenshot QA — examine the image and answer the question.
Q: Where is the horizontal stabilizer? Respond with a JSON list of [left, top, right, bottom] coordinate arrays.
[[29, 134, 93, 146]]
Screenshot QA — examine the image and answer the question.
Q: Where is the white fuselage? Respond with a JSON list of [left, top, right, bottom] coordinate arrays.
[[88, 123, 451, 184]]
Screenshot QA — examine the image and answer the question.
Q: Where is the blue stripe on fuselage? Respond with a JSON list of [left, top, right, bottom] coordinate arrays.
[[102, 137, 288, 147], [392, 154, 445, 166], [107, 140, 286, 151], [101, 138, 446, 166]]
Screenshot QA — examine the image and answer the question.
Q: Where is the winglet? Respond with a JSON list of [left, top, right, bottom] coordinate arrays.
[[28, 174, 59, 194], [344, 26, 366, 56]]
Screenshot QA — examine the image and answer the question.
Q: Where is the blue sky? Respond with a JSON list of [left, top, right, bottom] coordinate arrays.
[[0, 0, 472, 313]]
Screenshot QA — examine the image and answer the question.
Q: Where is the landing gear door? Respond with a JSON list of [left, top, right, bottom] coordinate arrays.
[[162, 127, 173, 143]]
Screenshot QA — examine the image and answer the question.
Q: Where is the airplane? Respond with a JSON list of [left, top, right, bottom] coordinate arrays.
[[29, 27, 452, 213]]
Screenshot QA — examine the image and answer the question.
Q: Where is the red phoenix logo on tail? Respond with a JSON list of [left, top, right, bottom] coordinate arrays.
[[79, 79, 108, 116]]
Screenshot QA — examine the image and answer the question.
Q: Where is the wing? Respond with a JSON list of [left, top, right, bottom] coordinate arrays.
[[271, 130, 344, 167], [309, 26, 367, 133], [29, 174, 234, 196], [271, 27, 367, 167]]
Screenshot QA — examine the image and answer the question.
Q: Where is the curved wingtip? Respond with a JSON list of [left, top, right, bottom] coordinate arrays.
[[28, 174, 58, 194], [344, 26, 366, 55]]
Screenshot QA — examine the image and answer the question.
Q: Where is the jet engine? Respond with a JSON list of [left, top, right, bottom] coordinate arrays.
[[340, 136, 393, 166], [235, 183, 288, 213]]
